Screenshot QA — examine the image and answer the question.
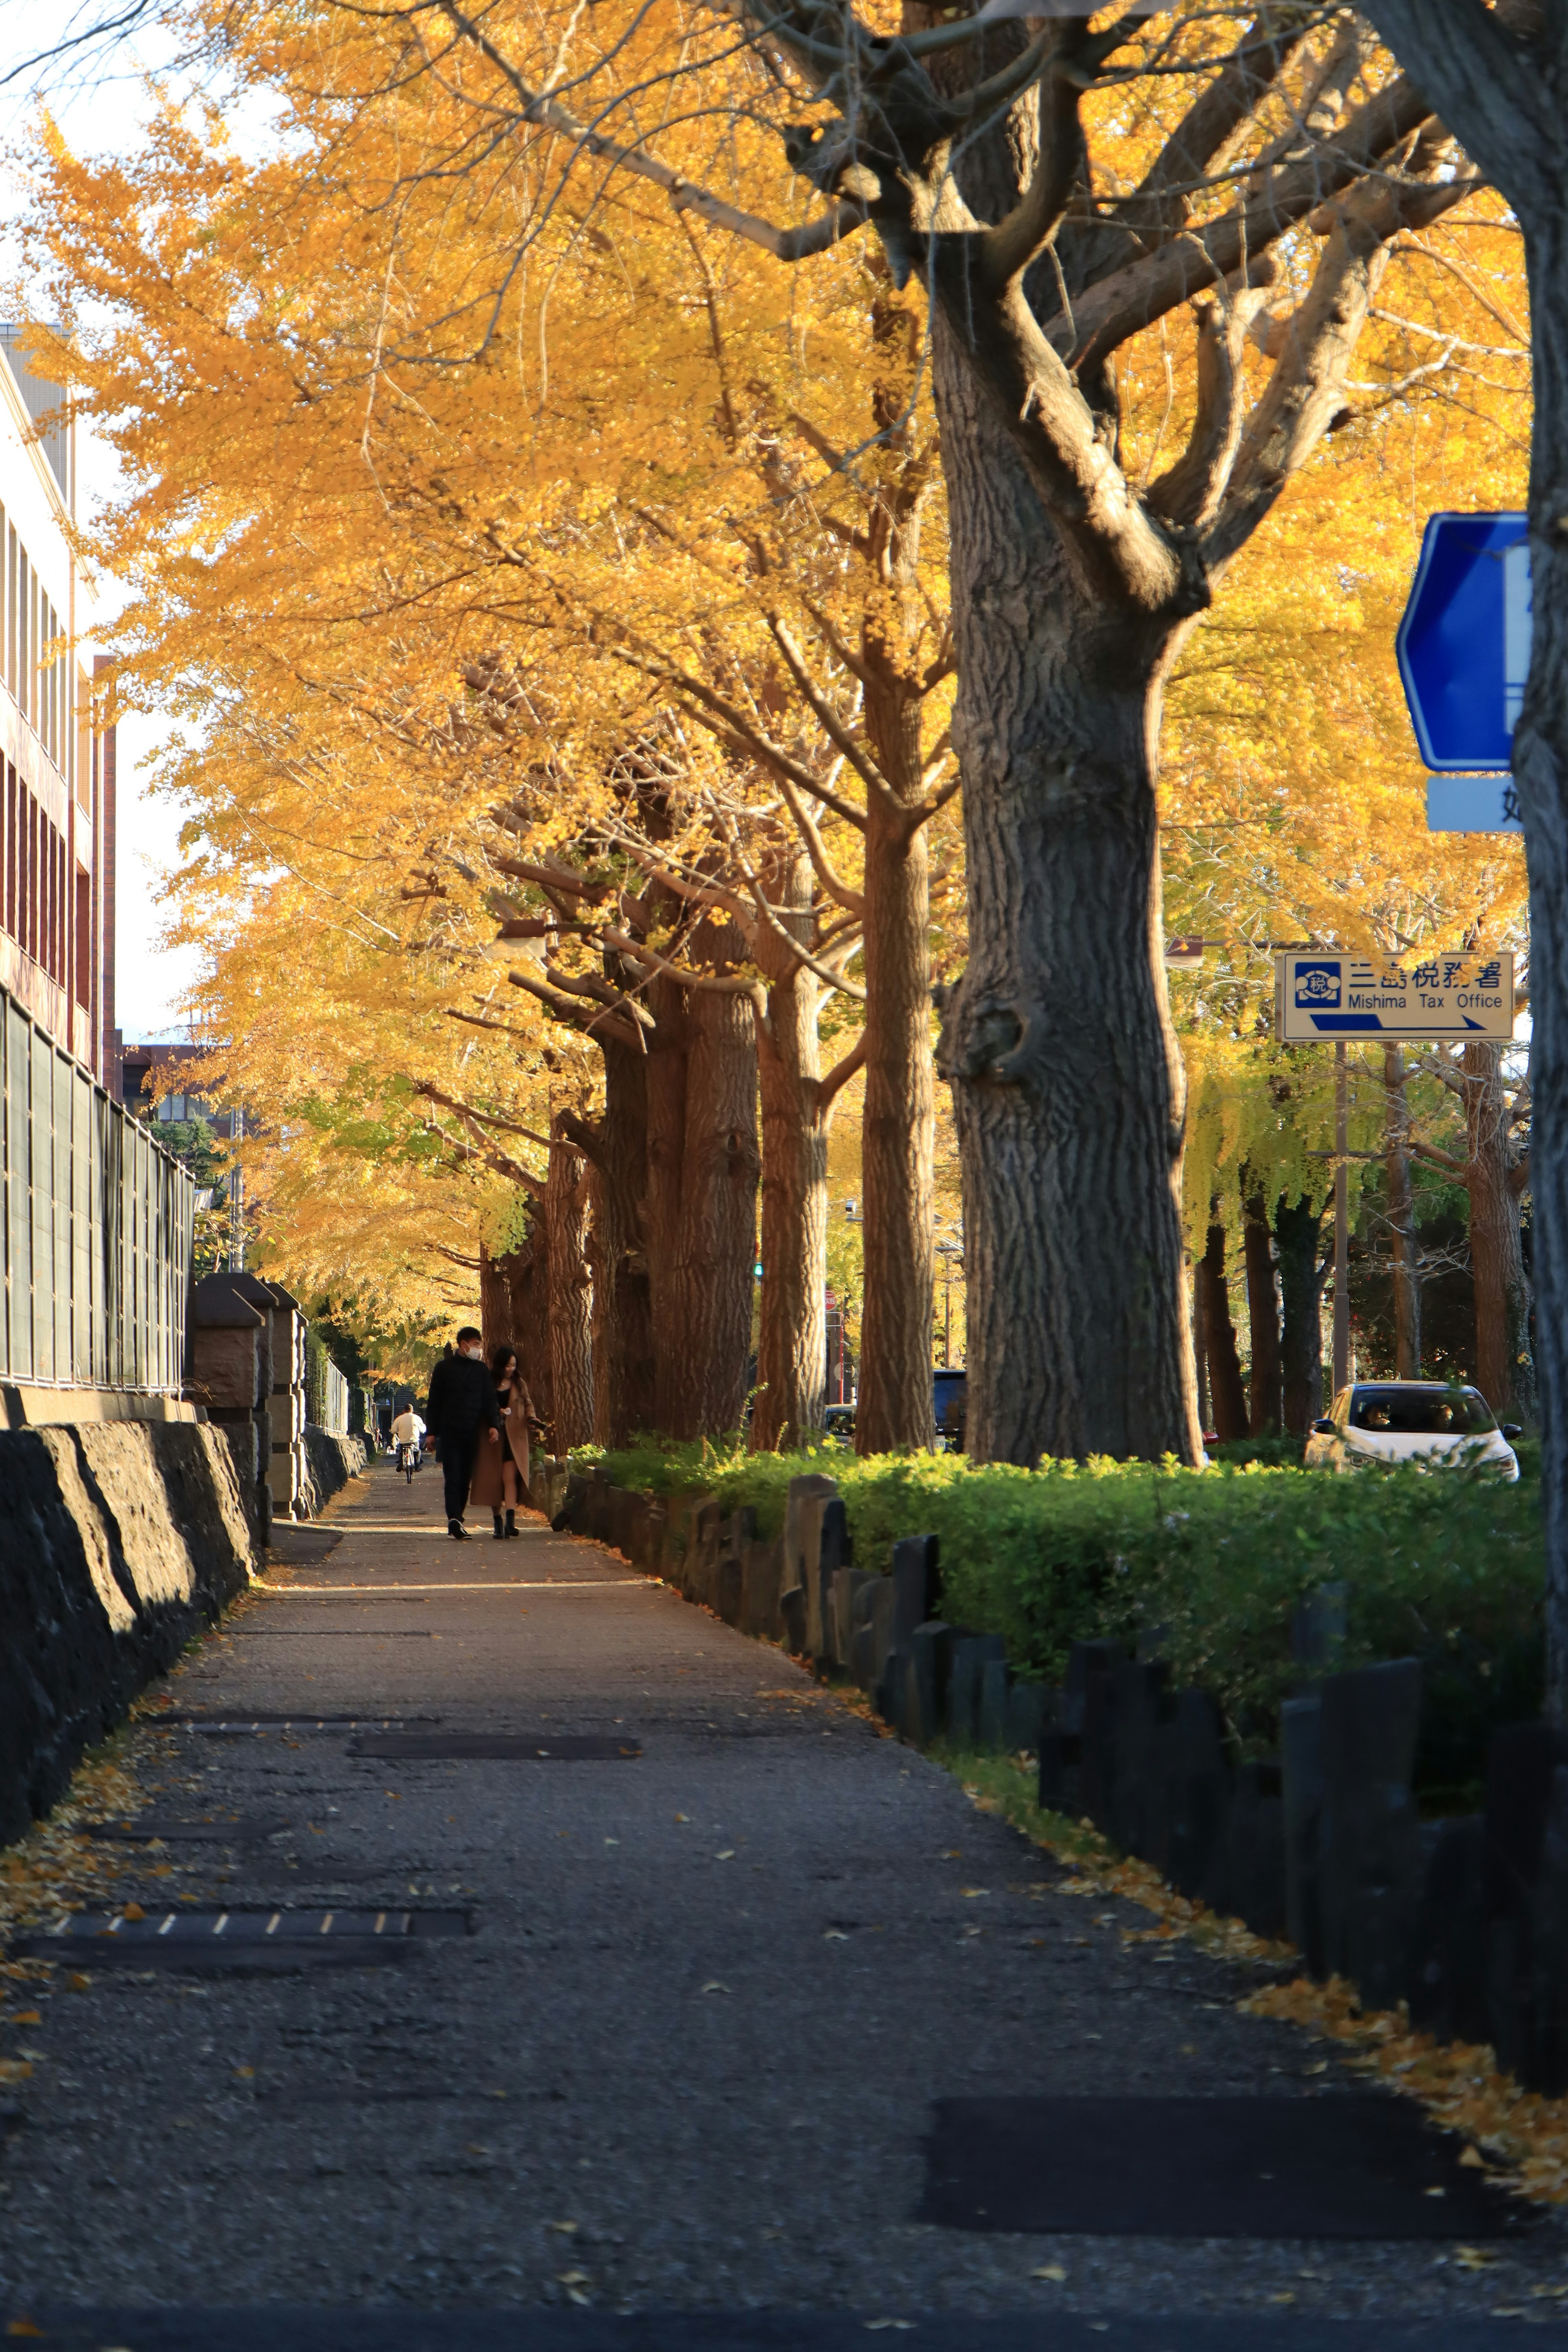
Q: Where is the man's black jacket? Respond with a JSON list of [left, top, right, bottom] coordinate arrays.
[[425, 1352, 503, 1438]]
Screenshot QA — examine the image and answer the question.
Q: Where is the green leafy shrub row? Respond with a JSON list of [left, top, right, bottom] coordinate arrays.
[[583, 1438, 1543, 1802]]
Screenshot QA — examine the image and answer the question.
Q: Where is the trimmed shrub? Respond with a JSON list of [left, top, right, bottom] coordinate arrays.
[[586, 1438, 1542, 1801]]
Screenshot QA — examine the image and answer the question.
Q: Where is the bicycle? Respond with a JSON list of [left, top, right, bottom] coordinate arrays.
[[397, 1441, 420, 1484]]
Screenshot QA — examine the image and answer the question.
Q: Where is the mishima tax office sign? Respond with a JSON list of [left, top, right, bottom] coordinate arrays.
[[1275, 951, 1515, 1043]]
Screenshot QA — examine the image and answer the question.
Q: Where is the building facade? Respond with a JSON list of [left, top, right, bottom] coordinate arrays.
[[0, 330, 193, 1417], [0, 326, 115, 1082]]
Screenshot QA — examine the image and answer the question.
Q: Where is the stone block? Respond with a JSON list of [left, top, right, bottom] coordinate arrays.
[[785, 1473, 839, 1653], [979, 1657, 1011, 1751], [1007, 1682, 1049, 1755], [1484, 1724, 1568, 2091], [1281, 1693, 1325, 1976], [908, 1622, 954, 1747], [1160, 1687, 1233, 1915], [717, 1549, 744, 1628], [868, 1575, 898, 1691], [891, 1535, 940, 1649], [1227, 1758, 1286, 1939], [1103, 1661, 1173, 1857], [742, 1537, 786, 1640], [876, 1646, 906, 1731], [848, 1621, 874, 1686], [687, 1500, 722, 1607], [947, 1633, 1007, 1746], [1319, 1659, 1424, 2010], [1408, 1815, 1488, 2049], [1037, 1726, 1082, 1819], [780, 1586, 807, 1657], [815, 1498, 851, 1668]]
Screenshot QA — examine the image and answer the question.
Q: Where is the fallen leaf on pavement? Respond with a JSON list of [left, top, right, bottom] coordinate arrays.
[[1031, 2264, 1067, 2282], [120, 1904, 145, 1922], [7, 2319, 45, 2337], [10, 2013, 40, 2027], [824, 1930, 849, 1942], [0, 2063, 32, 2084], [701, 1981, 730, 1995], [863, 2322, 914, 2333], [715, 1850, 735, 1861], [1459, 2145, 1486, 2168], [1455, 2247, 1500, 2270], [548, 2221, 580, 2234]]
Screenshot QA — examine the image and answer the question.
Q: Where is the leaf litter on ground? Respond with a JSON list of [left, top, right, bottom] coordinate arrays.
[[946, 1743, 1568, 2212]]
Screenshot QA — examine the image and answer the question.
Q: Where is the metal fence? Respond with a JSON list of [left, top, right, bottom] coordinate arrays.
[[1, 981, 194, 1392]]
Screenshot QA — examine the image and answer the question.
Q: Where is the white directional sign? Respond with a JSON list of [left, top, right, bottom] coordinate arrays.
[[1426, 776, 1524, 835], [1275, 951, 1514, 1043]]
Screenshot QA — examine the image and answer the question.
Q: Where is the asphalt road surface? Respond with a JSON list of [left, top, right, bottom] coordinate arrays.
[[3, 1458, 1565, 2346]]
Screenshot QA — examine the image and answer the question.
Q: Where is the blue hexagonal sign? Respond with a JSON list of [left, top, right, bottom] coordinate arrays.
[[1396, 512, 1530, 772]]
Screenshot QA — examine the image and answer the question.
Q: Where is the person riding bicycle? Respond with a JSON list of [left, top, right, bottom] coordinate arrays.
[[390, 1404, 427, 1481]]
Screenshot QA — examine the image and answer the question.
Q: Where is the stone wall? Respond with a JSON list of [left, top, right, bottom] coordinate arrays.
[[298, 1427, 370, 1521], [0, 1422, 256, 1846]]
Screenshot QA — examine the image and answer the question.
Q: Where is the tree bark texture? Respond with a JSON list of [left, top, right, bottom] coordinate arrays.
[[856, 791, 936, 1454], [1276, 1194, 1327, 1437], [1192, 1259, 1209, 1434], [667, 983, 760, 1438], [1243, 1180, 1282, 1436], [753, 949, 829, 1453], [644, 973, 690, 1435], [934, 327, 1201, 1465], [1383, 1047, 1422, 1381], [1196, 1217, 1247, 1443], [584, 1034, 655, 1448], [1462, 1040, 1535, 1422], [1356, 0, 1568, 1712], [545, 1125, 593, 1454], [479, 1242, 510, 1359]]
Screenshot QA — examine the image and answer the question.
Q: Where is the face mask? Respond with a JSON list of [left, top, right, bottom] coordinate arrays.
[[461, 1343, 483, 1359]]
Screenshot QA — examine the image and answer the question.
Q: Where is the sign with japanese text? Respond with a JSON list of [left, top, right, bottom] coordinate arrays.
[[1426, 775, 1524, 835], [1275, 951, 1515, 1043]]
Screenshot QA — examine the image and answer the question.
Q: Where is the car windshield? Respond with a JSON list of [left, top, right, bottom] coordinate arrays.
[[1348, 1387, 1497, 1436]]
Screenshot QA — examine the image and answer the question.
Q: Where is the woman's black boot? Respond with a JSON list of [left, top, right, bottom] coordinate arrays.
[[505, 1510, 517, 1538], [492, 1511, 505, 1540]]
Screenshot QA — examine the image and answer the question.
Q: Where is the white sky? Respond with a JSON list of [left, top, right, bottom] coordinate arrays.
[[1, 10, 205, 1040]]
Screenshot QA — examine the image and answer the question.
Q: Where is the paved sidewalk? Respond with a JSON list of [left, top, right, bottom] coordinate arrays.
[[3, 1460, 1566, 2341]]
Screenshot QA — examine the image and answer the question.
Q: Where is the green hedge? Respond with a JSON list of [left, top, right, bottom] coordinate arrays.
[[585, 1439, 1543, 1804]]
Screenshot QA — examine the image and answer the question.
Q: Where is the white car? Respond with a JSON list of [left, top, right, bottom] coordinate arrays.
[[1305, 1383, 1522, 1481]]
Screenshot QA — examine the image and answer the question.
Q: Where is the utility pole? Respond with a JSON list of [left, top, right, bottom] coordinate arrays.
[[1333, 1040, 1350, 1397]]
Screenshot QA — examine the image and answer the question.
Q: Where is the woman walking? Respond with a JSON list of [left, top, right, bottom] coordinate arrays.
[[470, 1343, 539, 1538]]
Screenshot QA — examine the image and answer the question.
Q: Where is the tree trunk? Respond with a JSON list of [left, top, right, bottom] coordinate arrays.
[[1192, 1256, 1209, 1434], [1463, 1039, 1535, 1421], [583, 1031, 654, 1448], [856, 788, 936, 1454], [504, 1236, 548, 1436], [667, 982, 759, 1438], [934, 341, 1201, 1464], [479, 1241, 510, 1359], [1276, 1193, 1327, 1437], [1242, 1179, 1282, 1436], [546, 1123, 593, 1454], [644, 971, 690, 1435], [753, 935, 829, 1453], [1196, 1215, 1248, 1443], [1383, 1045, 1421, 1379], [1507, 140, 1568, 1711]]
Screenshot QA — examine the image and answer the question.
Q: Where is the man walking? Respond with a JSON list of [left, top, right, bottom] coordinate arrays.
[[424, 1327, 502, 1539]]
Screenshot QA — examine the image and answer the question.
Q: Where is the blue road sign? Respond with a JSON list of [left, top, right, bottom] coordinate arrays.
[[1396, 512, 1531, 772]]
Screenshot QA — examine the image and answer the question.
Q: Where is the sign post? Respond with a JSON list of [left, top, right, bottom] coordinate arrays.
[[1278, 951, 1517, 1399], [1334, 1044, 1349, 1397], [1275, 950, 1514, 1044]]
